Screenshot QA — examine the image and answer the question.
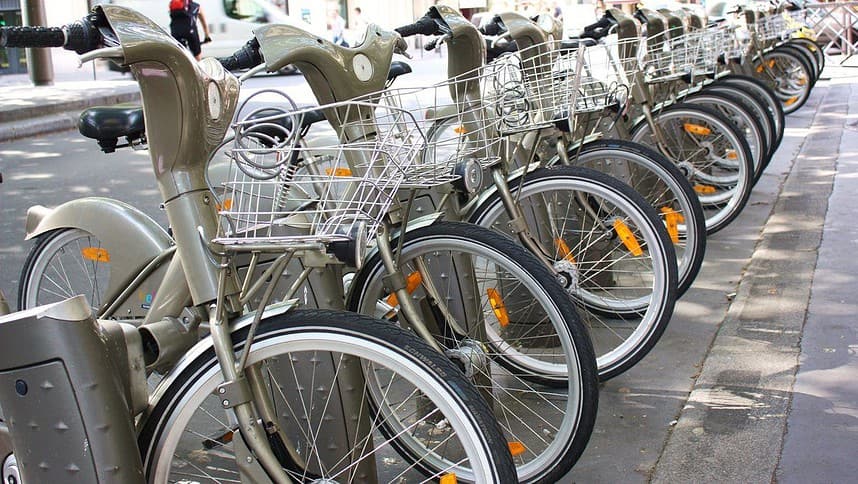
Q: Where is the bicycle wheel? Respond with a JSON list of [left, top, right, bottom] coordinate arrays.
[[778, 42, 819, 86], [139, 309, 517, 483], [347, 221, 598, 483], [18, 228, 110, 314], [631, 103, 755, 234], [717, 74, 785, 152], [703, 82, 777, 161], [788, 37, 824, 76], [469, 166, 678, 380], [684, 90, 769, 181], [753, 47, 813, 114], [569, 139, 706, 296]]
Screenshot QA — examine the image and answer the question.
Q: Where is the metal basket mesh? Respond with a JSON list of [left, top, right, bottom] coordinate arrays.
[[211, 91, 431, 248], [642, 30, 703, 82]]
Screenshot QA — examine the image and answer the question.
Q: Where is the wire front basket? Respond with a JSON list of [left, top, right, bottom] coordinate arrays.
[[753, 12, 788, 41], [642, 30, 702, 82], [211, 90, 430, 249], [693, 25, 731, 74], [481, 39, 588, 133]]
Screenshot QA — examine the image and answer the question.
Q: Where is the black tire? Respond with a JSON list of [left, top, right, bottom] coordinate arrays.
[[347, 221, 599, 483], [468, 166, 678, 380], [138, 309, 518, 483], [788, 37, 824, 76], [573, 139, 706, 296], [717, 74, 786, 152], [632, 103, 755, 234]]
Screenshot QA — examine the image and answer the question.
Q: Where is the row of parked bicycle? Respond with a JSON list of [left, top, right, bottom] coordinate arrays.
[[0, 0, 821, 482]]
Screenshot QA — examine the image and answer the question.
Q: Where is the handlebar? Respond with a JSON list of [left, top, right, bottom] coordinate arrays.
[[395, 15, 439, 38], [478, 16, 505, 36], [216, 38, 263, 71], [0, 12, 103, 54], [485, 38, 519, 63]]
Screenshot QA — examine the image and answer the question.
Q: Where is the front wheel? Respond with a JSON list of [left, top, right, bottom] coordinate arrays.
[[138, 309, 517, 483], [470, 166, 678, 380], [631, 103, 755, 234], [571, 139, 706, 297], [347, 221, 598, 483]]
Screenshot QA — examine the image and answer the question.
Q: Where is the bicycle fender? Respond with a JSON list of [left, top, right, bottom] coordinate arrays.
[[425, 105, 458, 123], [24, 197, 173, 315]]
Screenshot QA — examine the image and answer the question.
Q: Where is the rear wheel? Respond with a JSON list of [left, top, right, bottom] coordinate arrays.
[[18, 228, 110, 314], [139, 309, 518, 483]]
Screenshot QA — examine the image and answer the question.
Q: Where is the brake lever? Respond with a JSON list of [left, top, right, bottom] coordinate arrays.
[[394, 36, 412, 59], [491, 32, 512, 50], [77, 46, 124, 66]]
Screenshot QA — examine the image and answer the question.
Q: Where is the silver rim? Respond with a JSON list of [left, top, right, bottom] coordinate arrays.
[[145, 329, 499, 483], [573, 147, 702, 292]]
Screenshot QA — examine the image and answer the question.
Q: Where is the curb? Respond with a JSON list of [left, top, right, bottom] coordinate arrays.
[[0, 90, 141, 143]]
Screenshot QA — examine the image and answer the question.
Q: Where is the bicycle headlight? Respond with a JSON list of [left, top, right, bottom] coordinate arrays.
[[330, 221, 368, 270], [453, 159, 483, 194]]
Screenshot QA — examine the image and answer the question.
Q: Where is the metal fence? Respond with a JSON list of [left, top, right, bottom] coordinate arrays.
[[799, 1, 858, 60]]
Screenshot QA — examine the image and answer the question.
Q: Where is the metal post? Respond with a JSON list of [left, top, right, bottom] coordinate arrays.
[[21, 0, 53, 86]]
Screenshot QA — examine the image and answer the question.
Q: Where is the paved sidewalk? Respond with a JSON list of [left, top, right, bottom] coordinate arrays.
[[0, 65, 139, 142]]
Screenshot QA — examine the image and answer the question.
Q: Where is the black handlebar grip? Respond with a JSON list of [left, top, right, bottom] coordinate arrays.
[[0, 26, 65, 48], [424, 38, 439, 51], [479, 17, 504, 36], [395, 15, 438, 38], [218, 38, 263, 71], [583, 16, 613, 33], [64, 18, 102, 54]]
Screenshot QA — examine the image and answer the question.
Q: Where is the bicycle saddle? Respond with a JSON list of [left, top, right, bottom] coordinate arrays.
[[78, 104, 145, 153], [387, 60, 412, 81]]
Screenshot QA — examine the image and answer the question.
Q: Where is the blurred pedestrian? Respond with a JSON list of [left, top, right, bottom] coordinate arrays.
[[169, 0, 211, 61], [327, 6, 349, 47]]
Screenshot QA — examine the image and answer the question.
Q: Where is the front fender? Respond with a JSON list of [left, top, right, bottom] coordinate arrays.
[[24, 198, 173, 316]]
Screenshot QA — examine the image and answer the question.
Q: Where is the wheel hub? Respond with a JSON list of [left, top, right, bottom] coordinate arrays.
[[553, 259, 579, 295], [676, 161, 694, 178], [445, 339, 489, 380], [2, 454, 19, 484]]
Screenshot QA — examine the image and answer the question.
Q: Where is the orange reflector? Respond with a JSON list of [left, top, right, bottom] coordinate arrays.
[[683, 123, 711, 136], [216, 198, 233, 211], [756, 64, 764, 73], [81, 247, 110, 263], [325, 167, 352, 176], [554, 237, 576, 263], [613, 219, 643, 256], [508, 441, 526, 457], [769, 59, 776, 68], [784, 96, 799, 106], [726, 150, 738, 160], [661, 207, 685, 244], [385, 271, 423, 307], [440, 474, 457, 484], [487, 288, 511, 327], [694, 184, 717, 194], [453, 125, 468, 134]]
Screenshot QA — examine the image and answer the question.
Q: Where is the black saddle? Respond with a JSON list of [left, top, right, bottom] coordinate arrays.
[[78, 104, 145, 153], [387, 60, 412, 81]]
